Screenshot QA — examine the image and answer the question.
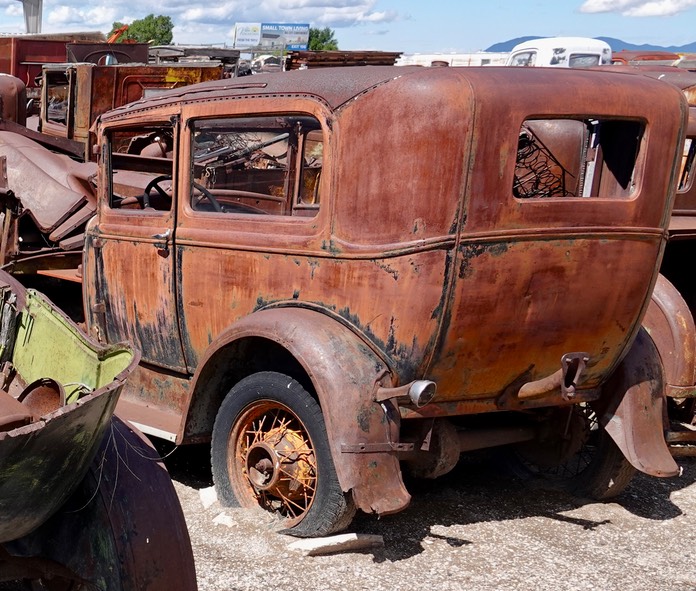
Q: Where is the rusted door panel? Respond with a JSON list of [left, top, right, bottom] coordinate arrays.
[[176, 242, 449, 379], [433, 236, 663, 399], [85, 218, 186, 372]]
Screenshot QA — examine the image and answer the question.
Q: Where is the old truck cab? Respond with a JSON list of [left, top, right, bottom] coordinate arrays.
[[39, 61, 224, 161], [83, 66, 687, 536]]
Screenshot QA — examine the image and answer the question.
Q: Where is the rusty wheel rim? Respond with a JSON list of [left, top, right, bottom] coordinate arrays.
[[515, 403, 597, 479], [228, 400, 317, 525]]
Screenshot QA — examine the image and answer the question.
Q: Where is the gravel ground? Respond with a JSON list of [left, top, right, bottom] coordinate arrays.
[[166, 447, 696, 591]]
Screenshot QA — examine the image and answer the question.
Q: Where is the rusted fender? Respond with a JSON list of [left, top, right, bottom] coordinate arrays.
[[0, 131, 97, 233], [189, 307, 411, 516], [3, 417, 197, 589], [595, 328, 680, 477], [643, 274, 696, 398], [0, 74, 26, 125]]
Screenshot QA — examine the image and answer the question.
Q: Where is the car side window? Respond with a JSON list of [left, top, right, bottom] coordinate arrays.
[[513, 118, 645, 199], [678, 138, 695, 193], [106, 123, 175, 212], [190, 115, 322, 217]]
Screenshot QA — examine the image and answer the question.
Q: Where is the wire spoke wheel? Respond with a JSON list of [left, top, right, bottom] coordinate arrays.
[[212, 371, 356, 537], [231, 401, 318, 523], [515, 404, 597, 480], [509, 403, 636, 499]]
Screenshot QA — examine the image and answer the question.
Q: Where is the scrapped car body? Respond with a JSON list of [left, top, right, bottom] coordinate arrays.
[[39, 61, 225, 161], [625, 66, 696, 454], [1, 65, 685, 536], [0, 271, 196, 589], [611, 50, 681, 67], [0, 129, 97, 279], [0, 273, 136, 542]]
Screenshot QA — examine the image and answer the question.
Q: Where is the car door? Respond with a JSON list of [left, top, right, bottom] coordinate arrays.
[[84, 117, 187, 373]]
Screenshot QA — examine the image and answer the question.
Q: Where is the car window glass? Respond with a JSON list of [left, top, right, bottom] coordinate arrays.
[[568, 54, 601, 68], [678, 138, 695, 193], [106, 124, 175, 212], [190, 115, 322, 217], [510, 51, 536, 67]]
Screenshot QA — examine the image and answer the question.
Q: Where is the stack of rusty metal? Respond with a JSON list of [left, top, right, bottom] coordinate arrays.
[[285, 50, 402, 70]]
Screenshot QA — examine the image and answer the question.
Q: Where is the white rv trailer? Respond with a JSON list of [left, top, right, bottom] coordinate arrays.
[[506, 37, 612, 68]]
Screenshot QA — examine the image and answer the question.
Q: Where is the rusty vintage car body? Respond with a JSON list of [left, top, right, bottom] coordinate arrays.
[[60, 65, 687, 537], [624, 66, 696, 453], [0, 65, 687, 537], [0, 270, 196, 589], [611, 50, 681, 67]]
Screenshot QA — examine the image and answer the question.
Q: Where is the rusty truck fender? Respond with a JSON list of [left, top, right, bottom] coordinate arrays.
[[595, 327, 680, 477], [185, 307, 411, 516], [642, 273, 696, 398]]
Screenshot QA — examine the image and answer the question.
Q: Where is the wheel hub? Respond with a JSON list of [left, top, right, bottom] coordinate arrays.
[[246, 442, 281, 489], [244, 426, 315, 502]]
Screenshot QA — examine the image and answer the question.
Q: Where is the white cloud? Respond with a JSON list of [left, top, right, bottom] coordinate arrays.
[[5, 4, 22, 16], [5, 0, 403, 44], [580, 0, 696, 16], [47, 4, 118, 27]]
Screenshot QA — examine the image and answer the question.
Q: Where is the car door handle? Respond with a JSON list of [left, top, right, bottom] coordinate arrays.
[[152, 229, 171, 241]]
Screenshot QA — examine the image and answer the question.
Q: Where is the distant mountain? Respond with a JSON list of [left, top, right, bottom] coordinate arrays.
[[486, 36, 696, 53], [486, 37, 539, 52]]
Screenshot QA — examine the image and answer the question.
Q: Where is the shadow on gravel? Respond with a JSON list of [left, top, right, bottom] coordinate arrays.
[[154, 438, 696, 563], [350, 451, 696, 563]]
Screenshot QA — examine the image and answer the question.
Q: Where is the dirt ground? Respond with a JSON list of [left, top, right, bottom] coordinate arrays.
[[166, 447, 696, 591]]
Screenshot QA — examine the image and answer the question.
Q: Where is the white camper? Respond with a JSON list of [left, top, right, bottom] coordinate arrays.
[[506, 37, 612, 68]]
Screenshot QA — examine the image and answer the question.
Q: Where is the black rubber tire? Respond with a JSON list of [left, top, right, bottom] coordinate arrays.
[[508, 404, 636, 500], [211, 371, 355, 537], [568, 427, 637, 500]]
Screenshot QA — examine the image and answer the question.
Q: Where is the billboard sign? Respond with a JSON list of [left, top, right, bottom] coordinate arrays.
[[234, 23, 262, 48], [260, 23, 310, 51], [234, 22, 310, 50]]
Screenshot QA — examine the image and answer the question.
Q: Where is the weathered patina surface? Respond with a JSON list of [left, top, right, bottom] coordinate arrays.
[[0, 270, 137, 542], [0, 270, 197, 588], [0, 65, 688, 535]]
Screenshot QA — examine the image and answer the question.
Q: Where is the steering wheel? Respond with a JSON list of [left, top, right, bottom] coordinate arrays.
[[142, 174, 173, 209], [192, 181, 223, 213]]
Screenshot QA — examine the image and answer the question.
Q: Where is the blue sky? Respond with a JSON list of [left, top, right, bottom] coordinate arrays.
[[1, 0, 696, 52]]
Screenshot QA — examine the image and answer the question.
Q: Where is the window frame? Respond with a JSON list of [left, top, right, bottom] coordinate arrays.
[[186, 113, 324, 219]]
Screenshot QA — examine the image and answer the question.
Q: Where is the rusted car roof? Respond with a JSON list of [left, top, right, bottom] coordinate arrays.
[[623, 65, 696, 103], [101, 65, 686, 122]]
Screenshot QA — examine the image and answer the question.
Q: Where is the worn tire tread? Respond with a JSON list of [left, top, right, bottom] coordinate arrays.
[[211, 371, 354, 537]]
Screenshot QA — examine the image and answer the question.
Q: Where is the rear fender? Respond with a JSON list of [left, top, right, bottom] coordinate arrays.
[[596, 328, 679, 477], [191, 307, 411, 516], [643, 274, 696, 397]]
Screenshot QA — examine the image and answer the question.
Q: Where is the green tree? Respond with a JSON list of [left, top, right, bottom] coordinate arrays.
[[308, 27, 338, 51], [108, 14, 174, 45]]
